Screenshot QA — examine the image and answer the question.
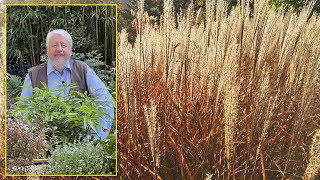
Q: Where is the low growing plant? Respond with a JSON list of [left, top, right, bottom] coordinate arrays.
[[47, 140, 114, 175]]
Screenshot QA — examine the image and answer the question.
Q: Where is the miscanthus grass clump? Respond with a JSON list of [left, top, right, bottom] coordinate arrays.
[[118, 0, 320, 179]]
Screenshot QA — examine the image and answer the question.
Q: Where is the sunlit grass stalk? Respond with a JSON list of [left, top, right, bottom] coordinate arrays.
[[144, 100, 160, 178], [305, 130, 320, 180]]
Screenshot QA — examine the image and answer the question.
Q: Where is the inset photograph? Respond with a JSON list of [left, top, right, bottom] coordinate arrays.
[[5, 4, 117, 176]]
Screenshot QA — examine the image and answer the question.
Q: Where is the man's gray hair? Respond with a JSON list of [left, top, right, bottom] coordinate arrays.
[[46, 29, 73, 49]]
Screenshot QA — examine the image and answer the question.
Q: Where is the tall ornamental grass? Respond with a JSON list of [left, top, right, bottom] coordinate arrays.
[[117, 0, 319, 179]]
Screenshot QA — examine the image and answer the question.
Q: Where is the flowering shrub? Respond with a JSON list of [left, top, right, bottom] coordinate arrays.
[[47, 141, 114, 175]]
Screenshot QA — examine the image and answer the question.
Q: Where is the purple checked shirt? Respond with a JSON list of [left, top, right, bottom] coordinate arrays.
[[21, 60, 114, 139]]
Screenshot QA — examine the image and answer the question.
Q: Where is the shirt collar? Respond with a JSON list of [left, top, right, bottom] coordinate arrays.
[[47, 59, 72, 75]]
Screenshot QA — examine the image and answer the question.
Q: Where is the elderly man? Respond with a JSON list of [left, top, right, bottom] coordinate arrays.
[[21, 29, 114, 139]]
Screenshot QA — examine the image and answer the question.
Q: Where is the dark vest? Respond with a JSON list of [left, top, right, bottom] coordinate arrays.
[[28, 59, 89, 94]]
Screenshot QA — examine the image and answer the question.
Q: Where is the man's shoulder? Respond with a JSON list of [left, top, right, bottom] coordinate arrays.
[[71, 59, 87, 67], [70, 59, 88, 73], [28, 62, 47, 73]]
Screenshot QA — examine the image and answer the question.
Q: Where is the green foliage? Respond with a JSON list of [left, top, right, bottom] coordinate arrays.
[[145, 0, 163, 17], [6, 73, 23, 107], [93, 130, 116, 172], [6, 116, 46, 174], [48, 140, 115, 175], [95, 130, 116, 158], [72, 35, 96, 53], [105, 61, 116, 97], [117, 0, 204, 43], [72, 50, 104, 69], [268, 0, 320, 14], [6, 6, 46, 70], [12, 83, 112, 145], [117, 0, 137, 43]]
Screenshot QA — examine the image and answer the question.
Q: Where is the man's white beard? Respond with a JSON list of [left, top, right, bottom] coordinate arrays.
[[49, 58, 68, 72]]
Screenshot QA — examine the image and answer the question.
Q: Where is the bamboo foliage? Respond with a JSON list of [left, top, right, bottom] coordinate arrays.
[[6, 5, 116, 77]]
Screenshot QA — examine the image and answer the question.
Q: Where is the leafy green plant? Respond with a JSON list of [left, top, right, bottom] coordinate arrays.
[[12, 83, 112, 146], [47, 140, 115, 175]]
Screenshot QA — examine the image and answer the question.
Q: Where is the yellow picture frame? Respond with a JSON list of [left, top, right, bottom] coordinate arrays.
[[4, 3, 118, 177]]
